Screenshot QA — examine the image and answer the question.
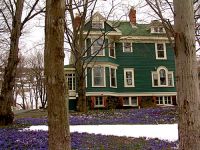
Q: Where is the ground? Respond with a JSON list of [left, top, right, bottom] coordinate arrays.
[[0, 106, 178, 149]]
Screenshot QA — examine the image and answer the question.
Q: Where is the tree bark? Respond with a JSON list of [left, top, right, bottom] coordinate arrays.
[[174, 0, 200, 149], [45, 0, 71, 149], [0, 0, 24, 126]]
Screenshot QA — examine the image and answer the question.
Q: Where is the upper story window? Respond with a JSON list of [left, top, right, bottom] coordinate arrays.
[[155, 43, 167, 59], [92, 66, 106, 87], [123, 42, 132, 52], [110, 67, 117, 88], [66, 73, 76, 91], [92, 21, 104, 29], [151, 27, 165, 33], [124, 68, 135, 87], [109, 42, 115, 58], [152, 66, 174, 87], [91, 38, 105, 56]]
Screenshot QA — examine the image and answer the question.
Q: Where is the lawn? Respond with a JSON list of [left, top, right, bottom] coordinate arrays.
[[0, 106, 178, 150]]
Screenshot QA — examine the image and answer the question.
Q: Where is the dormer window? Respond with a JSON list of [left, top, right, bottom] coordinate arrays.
[[92, 21, 104, 29], [151, 27, 165, 33]]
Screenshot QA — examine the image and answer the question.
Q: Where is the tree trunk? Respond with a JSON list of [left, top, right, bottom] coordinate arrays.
[[174, 0, 200, 149], [0, 0, 24, 126], [77, 72, 87, 112], [45, 0, 71, 149]]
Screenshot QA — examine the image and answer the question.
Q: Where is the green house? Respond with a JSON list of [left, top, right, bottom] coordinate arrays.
[[65, 9, 176, 110]]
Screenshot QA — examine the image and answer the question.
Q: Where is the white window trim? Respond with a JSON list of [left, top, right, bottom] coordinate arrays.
[[124, 68, 135, 87], [123, 42, 133, 52], [156, 96, 173, 105], [152, 66, 174, 87], [110, 67, 117, 88], [91, 38, 105, 56], [155, 43, 167, 60], [83, 39, 87, 57], [151, 27, 166, 34], [109, 42, 116, 58], [66, 73, 76, 91], [92, 66, 106, 87], [168, 71, 174, 87], [123, 97, 138, 106], [94, 96, 104, 108]]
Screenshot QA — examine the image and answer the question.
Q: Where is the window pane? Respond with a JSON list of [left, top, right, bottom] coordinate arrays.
[[93, 67, 104, 86], [123, 97, 129, 105], [92, 38, 104, 56], [153, 73, 158, 86], [159, 69, 166, 85], [157, 44, 164, 50], [168, 73, 173, 86], [159, 27, 163, 33], [95, 97, 103, 106], [158, 51, 164, 57], [92, 22, 103, 29], [111, 68, 116, 87], [109, 43, 115, 57], [124, 70, 134, 86], [131, 97, 137, 105], [66, 73, 75, 90], [124, 43, 132, 52]]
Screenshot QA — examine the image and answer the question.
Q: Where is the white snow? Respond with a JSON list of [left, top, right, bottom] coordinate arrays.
[[28, 124, 178, 141]]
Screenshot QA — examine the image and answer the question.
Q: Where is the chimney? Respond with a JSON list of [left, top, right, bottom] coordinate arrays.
[[129, 7, 136, 27], [74, 13, 81, 29]]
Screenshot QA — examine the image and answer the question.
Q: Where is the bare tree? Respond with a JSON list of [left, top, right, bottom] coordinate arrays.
[[28, 51, 47, 109], [65, 0, 120, 112], [145, 0, 200, 149], [0, 0, 44, 125], [45, 0, 71, 149]]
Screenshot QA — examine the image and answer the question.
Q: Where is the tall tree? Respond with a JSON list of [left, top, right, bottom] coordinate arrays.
[[0, 0, 24, 125], [174, 0, 200, 149], [45, 0, 71, 149], [0, 0, 44, 126], [145, 0, 200, 149], [65, 0, 118, 112]]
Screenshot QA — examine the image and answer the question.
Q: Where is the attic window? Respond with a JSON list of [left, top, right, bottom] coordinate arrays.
[[151, 27, 165, 33], [92, 21, 104, 29]]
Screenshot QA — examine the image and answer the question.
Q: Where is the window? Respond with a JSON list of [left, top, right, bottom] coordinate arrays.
[[151, 27, 165, 33], [156, 96, 172, 105], [155, 43, 167, 59], [152, 67, 174, 87], [123, 42, 132, 52], [124, 68, 135, 87], [94, 96, 104, 107], [66, 73, 76, 91], [91, 38, 105, 56], [123, 97, 138, 106], [109, 42, 115, 58], [92, 21, 104, 29], [110, 68, 117, 87], [92, 66, 105, 87]]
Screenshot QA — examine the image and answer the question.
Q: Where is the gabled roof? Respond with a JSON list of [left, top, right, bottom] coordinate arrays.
[[86, 12, 167, 37]]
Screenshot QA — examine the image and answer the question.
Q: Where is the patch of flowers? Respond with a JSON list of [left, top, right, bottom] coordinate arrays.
[[0, 128, 178, 150], [70, 106, 178, 125], [14, 106, 178, 126]]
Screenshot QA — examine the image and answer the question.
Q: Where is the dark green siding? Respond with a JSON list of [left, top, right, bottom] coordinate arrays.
[[86, 42, 176, 93]]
